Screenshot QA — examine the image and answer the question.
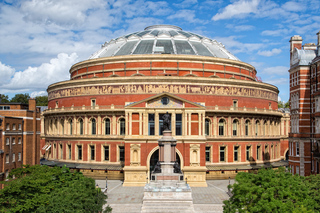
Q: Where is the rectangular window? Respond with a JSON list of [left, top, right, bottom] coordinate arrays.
[[6, 154, 9, 163], [176, 114, 182, 136], [12, 138, 15, 145], [220, 146, 225, 162], [18, 153, 21, 161], [12, 124, 16, 130], [246, 146, 251, 161], [18, 124, 22, 130], [296, 166, 299, 175], [257, 145, 261, 160], [148, 114, 155, 135], [234, 146, 239, 161], [18, 137, 21, 144], [264, 145, 268, 160], [205, 146, 211, 162], [4, 106, 10, 110], [296, 142, 300, 156], [159, 113, 171, 135], [119, 146, 125, 162], [6, 138, 9, 145], [68, 144, 71, 159], [90, 145, 95, 160], [91, 99, 96, 109], [104, 146, 110, 161], [78, 145, 82, 160], [6, 123, 9, 130], [60, 144, 63, 159], [233, 100, 238, 108], [12, 153, 15, 162]]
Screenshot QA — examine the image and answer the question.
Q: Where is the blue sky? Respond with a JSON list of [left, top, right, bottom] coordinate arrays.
[[0, 0, 320, 102]]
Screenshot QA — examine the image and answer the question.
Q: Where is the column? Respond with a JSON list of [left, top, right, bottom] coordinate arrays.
[[84, 116, 88, 135], [172, 112, 176, 135], [97, 115, 101, 135], [213, 115, 217, 137], [139, 112, 142, 135], [188, 113, 191, 136], [198, 113, 201, 136], [112, 114, 116, 135], [155, 112, 159, 135]]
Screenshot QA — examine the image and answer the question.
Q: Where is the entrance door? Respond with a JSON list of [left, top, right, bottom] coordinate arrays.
[[149, 149, 181, 179]]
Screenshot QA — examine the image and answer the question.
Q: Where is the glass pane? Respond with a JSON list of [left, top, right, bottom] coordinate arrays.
[[174, 40, 195, 55], [115, 41, 138, 56], [133, 40, 154, 54], [156, 40, 174, 54], [190, 41, 213, 56]]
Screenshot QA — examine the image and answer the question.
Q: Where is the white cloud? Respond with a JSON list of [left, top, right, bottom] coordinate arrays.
[[226, 24, 254, 32], [1, 53, 78, 92], [215, 36, 264, 54], [262, 66, 288, 75], [261, 28, 290, 36], [212, 0, 260, 21], [264, 77, 288, 85], [0, 62, 15, 85], [30, 91, 47, 98], [173, 0, 198, 8], [282, 1, 306, 12], [258, 48, 282, 56], [167, 10, 204, 23]]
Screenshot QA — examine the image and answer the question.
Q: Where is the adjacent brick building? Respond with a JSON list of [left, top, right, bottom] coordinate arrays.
[[0, 99, 41, 180], [41, 25, 289, 186], [289, 31, 320, 176]]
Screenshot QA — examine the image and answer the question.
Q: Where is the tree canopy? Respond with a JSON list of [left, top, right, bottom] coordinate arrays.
[[10, 93, 30, 104], [0, 165, 111, 213], [278, 100, 289, 108], [0, 94, 9, 103], [0, 93, 48, 106], [35, 95, 48, 106], [224, 167, 320, 213]]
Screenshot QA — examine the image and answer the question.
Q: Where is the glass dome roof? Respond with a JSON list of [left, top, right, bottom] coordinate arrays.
[[89, 25, 239, 61]]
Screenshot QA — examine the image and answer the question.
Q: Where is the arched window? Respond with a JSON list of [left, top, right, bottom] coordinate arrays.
[[263, 120, 267, 136], [205, 119, 210, 136], [232, 119, 238, 136], [105, 118, 110, 135], [79, 119, 83, 135], [219, 119, 225, 136], [91, 118, 96, 135], [69, 119, 73, 135], [120, 118, 125, 135], [255, 120, 260, 136], [60, 119, 64, 135], [245, 120, 250, 136]]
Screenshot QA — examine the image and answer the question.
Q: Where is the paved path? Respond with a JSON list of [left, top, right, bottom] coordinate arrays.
[[96, 179, 235, 213]]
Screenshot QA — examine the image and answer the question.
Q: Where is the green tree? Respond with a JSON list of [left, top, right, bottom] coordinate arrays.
[[284, 100, 290, 108], [278, 101, 284, 108], [10, 93, 30, 104], [223, 167, 320, 213], [0, 94, 9, 103], [0, 165, 111, 213], [35, 95, 48, 106]]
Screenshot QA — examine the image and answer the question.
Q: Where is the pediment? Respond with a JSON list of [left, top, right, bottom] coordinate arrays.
[[125, 92, 205, 109]]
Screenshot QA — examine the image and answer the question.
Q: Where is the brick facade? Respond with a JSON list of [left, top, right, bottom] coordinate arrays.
[[0, 100, 41, 180], [41, 26, 289, 186], [289, 31, 320, 176]]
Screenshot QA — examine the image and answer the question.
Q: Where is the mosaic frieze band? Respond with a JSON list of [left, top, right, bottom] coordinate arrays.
[[48, 84, 278, 101]]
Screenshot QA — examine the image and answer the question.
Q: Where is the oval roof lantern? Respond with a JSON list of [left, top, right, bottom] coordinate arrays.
[[89, 25, 239, 61]]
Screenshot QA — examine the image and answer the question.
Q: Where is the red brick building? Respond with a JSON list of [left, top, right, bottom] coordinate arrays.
[[0, 99, 41, 180], [289, 31, 320, 176], [41, 25, 289, 186]]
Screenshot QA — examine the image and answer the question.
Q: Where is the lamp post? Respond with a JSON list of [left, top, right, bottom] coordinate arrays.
[[96, 184, 99, 212]]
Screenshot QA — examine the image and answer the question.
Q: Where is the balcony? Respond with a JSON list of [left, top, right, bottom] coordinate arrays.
[[43, 104, 125, 115]]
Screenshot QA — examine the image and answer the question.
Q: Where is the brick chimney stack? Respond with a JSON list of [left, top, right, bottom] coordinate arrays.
[[28, 99, 36, 111], [289, 35, 303, 60]]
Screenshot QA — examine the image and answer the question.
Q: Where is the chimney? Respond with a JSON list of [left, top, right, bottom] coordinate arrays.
[[28, 99, 36, 111], [303, 43, 317, 50], [289, 35, 302, 60]]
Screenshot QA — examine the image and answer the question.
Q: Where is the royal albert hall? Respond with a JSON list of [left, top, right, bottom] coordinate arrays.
[[41, 25, 289, 186]]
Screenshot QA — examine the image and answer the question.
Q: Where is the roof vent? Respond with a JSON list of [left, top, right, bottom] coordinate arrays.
[[145, 25, 182, 31]]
